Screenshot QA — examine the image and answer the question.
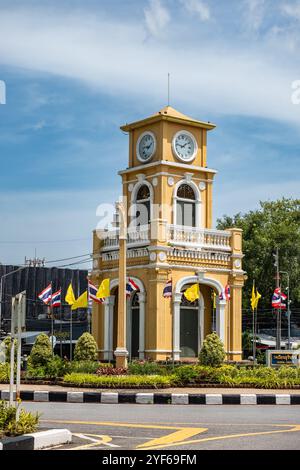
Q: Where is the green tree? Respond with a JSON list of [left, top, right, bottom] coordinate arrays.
[[28, 333, 52, 367], [199, 332, 225, 367], [74, 333, 98, 361], [217, 198, 300, 310]]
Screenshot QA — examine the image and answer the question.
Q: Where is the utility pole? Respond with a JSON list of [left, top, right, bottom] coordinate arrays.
[[274, 248, 281, 349], [114, 200, 128, 368], [280, 271, 291, 350]]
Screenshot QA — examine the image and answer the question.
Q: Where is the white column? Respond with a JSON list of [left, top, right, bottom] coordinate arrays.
[[173, 293, 182, 361], [216, 299, 226, 345], [138, 292, 146, 360], [199, 294, 205, 350]]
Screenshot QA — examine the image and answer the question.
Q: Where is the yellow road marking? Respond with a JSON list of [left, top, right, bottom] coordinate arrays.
[[42, 419, 180, 430], [141, 424, 300, 450], [42, 419, 206, 449], [137, 427, 207, 449], [41, 420, 300, 451]]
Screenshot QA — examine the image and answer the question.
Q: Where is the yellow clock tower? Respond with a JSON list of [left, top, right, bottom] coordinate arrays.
[[92, 106, 245, 362]]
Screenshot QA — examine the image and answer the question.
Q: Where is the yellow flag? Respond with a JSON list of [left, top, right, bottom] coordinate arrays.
[[251, 284, 256, 311], [184, 284, 199, 302], [71, 291, 88, 310], [65, 283, 75, 306], [96, 278, 110, 299], [254, 290, 261, 309]]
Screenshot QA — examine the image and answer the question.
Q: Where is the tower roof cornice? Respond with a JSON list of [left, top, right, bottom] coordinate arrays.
[[120, 106, 216, 132]]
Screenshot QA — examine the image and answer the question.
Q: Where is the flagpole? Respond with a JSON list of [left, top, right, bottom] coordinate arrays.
[[60, 288, 63, 359], [87, 277, 91, 334], [252, 280, 255, 364], [70, 276, 74, 361], [50, 282, 54, 357]]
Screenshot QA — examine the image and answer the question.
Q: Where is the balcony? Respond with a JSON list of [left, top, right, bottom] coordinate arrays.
[[101, 226, 150, 251], [167, 225, 231, 251], [99, 224, 231, 253]]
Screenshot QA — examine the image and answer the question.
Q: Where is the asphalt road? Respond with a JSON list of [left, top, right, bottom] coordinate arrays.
[[23, 402, 300, 450]]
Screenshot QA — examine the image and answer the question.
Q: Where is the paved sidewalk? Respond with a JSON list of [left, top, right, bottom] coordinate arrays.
[[1, 383, 300, 394]]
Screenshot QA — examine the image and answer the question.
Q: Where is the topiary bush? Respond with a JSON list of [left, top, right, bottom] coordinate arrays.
[[74, 333, 98, 361], [28, 333, 52, 367], [199, 332, 225, 367]]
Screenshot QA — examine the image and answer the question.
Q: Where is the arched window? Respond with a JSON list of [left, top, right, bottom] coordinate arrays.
[[176, 183, 196, 227], [135, 184, 150, 226]]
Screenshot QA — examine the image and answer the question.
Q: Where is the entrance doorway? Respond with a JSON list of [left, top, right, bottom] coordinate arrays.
[[180, 293, 199, 358]]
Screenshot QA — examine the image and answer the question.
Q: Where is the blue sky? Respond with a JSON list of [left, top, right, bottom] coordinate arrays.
[[0, 0, 299, 266]]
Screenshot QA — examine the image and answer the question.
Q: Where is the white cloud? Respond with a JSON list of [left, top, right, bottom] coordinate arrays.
[[144, 0, 170, 37], [0, 6, 299, 128], [181, 0, 210, 21], [281, 1, 300, 20]]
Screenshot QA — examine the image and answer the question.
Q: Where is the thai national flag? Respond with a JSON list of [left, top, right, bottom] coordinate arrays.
[[88, 279, 103, 304], [225, 284, 231, 301], [51, 289, 61, 308], [38, 284, 52, 305], [219, 290, 225, 301], [272, 288, 287, 309], [163, 280, 172, 298], [126, 278, 139, 298]]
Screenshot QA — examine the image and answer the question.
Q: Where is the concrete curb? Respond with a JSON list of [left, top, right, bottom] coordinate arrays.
[[0, 429, 72, 450], [1, 389, 300, 405]]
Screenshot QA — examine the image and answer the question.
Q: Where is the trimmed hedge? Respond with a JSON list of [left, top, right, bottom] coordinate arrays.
[[63, 373, 173, 388]]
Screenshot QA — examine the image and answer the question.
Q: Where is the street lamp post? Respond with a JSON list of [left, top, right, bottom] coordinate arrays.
[[280, 271, 291, 350]]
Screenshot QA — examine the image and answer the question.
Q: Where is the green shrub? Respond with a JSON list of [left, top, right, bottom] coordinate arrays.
[[199, 333, 225, 367], [74, 333, 98, 361], [70, 360, 104, 374], [25, 364, 47, 379], [0, 400, 40, 437], [26, 356, 71, 379], [173, 365, 200, 385], [29, 333, 52, 367], [0, 363, 10, 383], [128, 360, 166, 375], [45, 356, 70, 378], [63, 373, 172, 388]]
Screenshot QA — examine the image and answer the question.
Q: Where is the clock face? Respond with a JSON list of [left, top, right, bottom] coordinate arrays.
[[136, 132, 156, 162], [173, 131, 197, 162]]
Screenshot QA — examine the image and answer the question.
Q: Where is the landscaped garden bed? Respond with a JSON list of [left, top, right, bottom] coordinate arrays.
[[2, 331, 300, 390]]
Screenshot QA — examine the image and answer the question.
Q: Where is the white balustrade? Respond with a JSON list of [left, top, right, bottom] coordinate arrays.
[[101, 226, 150, 251], [167, 225, 231, 251]]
